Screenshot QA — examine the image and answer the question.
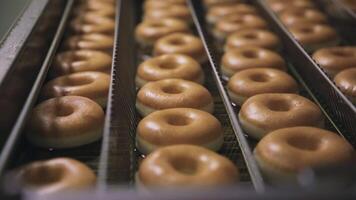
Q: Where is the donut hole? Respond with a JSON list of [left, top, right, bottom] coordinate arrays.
[[287, 136, 320, 151], [67, 76, 93, 86], [249, 73, 270, 82], [169, 38, 186, 46], [166, 114, 191, 126], [56, 104, 74, 117], [71, 54, 87, 62], [149, 22, 164, 28], [298, 27, 313, 33], [170, 156, 198, 175], [161, 85, 184, 94], [159, 60, 180, 70], [330, 50, 354, 57], [243, 33, 258, 39], [267, 99, 291, 112], [241, 50, 259, 59], [23, 165, 64, 186]]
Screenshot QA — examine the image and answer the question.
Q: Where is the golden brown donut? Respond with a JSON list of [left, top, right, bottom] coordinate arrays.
[[65, 33, 114, 53], [143, 4, 192, 24], [136, 54, 204, 88], [41, 72, 110, 107], [202, 0, 241, 8], [206, 3, 258, 24], [51, 50, 112, 77], [288, 23, 339, 53], [70, 13, 115, 35], [136, 108, 223, 154], [239, 93, 324, 139], [227, 68, 298, 105], [312, 46, 356, 77], [225, 29, 281, 51], [74, 2, 115, 18], [153, 33, 207, 64], [143, 0, 186, 10], [221, 46, 286, 77], [135, 18, 190, 48], [254, 127, 354, 181], [213, 14, 268, 41], [16, 158, 96, 195], [137, 145, 239, 187], [266, 0, 315, 13], [136, 78, 214, 116], [279, 8, 327, 26], [334, 68, 356, 103], [27, 96, 104, 148]]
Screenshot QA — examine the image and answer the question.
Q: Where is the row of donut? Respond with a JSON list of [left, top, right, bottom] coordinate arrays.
[[265, 0, 356, 103], [202, 0, 355, 182], [135, 0, 241, 188], [12, 0, 116, 196]]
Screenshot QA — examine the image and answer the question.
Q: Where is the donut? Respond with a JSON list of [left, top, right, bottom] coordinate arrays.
[[136, 54, 204, 88], [213, 14, 268, 41], [74, 2, 115, 18], [137, 145, 239, 187], [279, 8, 327, 26], [15, 158, 96, 195], [136, 108, 223, 154], [143, 0, 186, 10], [70, 13, 115, 35], [51, 50, 112, 77], [288, 23, 339, 53], [27, 96, 104, 148], [135, 18, 190, 48], [143, 4, 192, 24], [136, 79, 214, 116], [334, 68, 356, 103], [225, 29, 281, 51], [206, 4, 257, 24], [254, 127, 354, 181], [227, 68, 298, 105], [41, 72, 110, 107], [65, 33, 114, 53], [221, 46, 286, 77], [202, 0, 241, 8], [266, 0, 315, 13], [153, 33, 207, 64], [239, 93, 324, 139], [312, 46, 356, 77]]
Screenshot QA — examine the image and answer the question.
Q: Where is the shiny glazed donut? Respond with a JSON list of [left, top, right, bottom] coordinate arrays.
[[143, 4, 192, 24], [266, 0, 315, 13], [213, 14, 268, 41], [137, 145, 239, 187], [136, 54, 204, 88], [279, 8, 327, 26], [288, 23, 339, 53], [153, 33, 207, 64], [70, 13, 115, 35], [221, 46, 286, 77], [136, 79, 214, 116], [227, 68, 298, 105], [136, 108, 223, 154], [334, 68, 356, 103], [16, 158, 96, 195], [41, 72, 110, 107], [27, 96, 104, 148], [52, 50, 112, 77], [312, 46, 356, 77], [239, 93, 324, 139], [206, 4, 257, 24], [254, 127, 354, 181], [135, 18, 190, 47], [65, 33, 114, 53], [225, 29, 281, 51]]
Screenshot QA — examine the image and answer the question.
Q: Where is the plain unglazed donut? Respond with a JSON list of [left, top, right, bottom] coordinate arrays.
[[65, 33, 114, 53], [221, 46, 286, 77], [288, 23, 339, 53], [254, 127, 354, 182], [41, 72, 110, 107], [137, 145, 239, 188], [227, 68, 298, 105], [279, 8, 327, 26], [312, 46, 356, 77], [136, 108, 223, 154], [136, 78, 214, 116], [213, 14, 268, 41], [334, 68, 356, 103], [52, 50, 112, 77], [206, 3, 257, 24], [225, 29, 281, 51], [16, 158, 96, 195], [70, 13, 115, 35], [239, 93, 324, 139], [27, 96, 104, 148], [143, 4, 192, 24], [136, 54, 204, 88], [266, 0, 315, 13], [135, 18, 190, 48], [153, 33, 207, 64]]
